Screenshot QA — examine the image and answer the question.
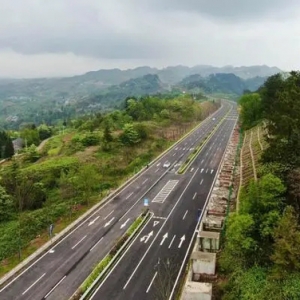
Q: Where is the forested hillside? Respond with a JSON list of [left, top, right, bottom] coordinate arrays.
[[0, 95, 219, 276], [0, 65, 280, 130], [219, 71, 300, 299]]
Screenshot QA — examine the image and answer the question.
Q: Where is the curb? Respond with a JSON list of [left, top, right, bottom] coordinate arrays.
[[0, 103, 222, 287]]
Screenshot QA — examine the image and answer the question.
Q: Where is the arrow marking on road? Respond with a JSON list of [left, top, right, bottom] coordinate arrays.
[[120, 218, 130, 229], [145, 231, 153, 243], [104, 217, 115, 227], [200, 168, 204, 173], [88, 215, 100, 226], [211, 169, 214, 174], [178, 235, 185, 248], [153, 221, 159, 227], [160, 233, 168, 246]]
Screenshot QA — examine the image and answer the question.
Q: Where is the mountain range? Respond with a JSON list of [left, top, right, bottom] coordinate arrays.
[[0, 65, 281, 128]]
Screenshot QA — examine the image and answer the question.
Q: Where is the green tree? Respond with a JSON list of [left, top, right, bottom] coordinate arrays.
[[119, 123, 141, 147], [238, 93, 262, 129], [0, 185, 15, 222], [271, 206, 300, 278]]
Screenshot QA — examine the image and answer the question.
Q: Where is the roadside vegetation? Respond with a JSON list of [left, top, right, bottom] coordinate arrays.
[[0, 94, 219, 277], [219, 71, 300, 299]]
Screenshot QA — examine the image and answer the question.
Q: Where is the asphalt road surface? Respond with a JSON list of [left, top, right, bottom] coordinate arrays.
[[0, 101, 234, 300], [89, 106, 238, 300]]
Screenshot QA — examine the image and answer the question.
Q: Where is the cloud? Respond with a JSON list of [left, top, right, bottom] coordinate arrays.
[[0, 0, 300, 77]]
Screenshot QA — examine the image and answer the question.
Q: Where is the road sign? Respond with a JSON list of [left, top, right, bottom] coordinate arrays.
[[144, 198, 149, 206]]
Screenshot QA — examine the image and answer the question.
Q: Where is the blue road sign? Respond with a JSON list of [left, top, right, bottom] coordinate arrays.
[[144, 198, 149, 206]]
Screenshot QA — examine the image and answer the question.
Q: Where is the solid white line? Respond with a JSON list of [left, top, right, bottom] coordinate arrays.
[[44, 276, 66, 298], [123, 168, 199, 290], [201, 159, 204, 164], [71, 235, 86, 250], [125, 192, 133, 200], [146, 271, 158, 293], [200, 179, 203, 185], [192, 192, 197, 200], [104, 210, 114, 220], [90, 237, 103, 252], [89, 214, 154, 299], [169, 108, 237, 300], [168, 235, 176, 249], [22, 273, 46, 295], [155, 169, 159, 173], [142, 178, 148, 185], [182, 210, 188, 220]]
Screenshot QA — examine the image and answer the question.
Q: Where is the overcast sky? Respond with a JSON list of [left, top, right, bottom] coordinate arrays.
[[1, 0, 300, 78]]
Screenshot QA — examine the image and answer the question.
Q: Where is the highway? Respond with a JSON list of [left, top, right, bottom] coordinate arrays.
[[0, 102, 232, 300], [89, 106, 238, 299]]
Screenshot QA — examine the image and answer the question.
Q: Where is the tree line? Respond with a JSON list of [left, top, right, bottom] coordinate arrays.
[[220, 71, 300, 299]]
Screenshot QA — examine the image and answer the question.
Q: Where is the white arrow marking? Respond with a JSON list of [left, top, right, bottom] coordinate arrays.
[[200, 179, 203, 185], [153, 221, 159, 227], [88, 216, 100, 226], [178, 235, 186, 248], [120, 218, 130, 229], [211, 169, 214, 174], [49, 249, 55, 254], [140, 235, 147, 242], [145, 231, 153, 243], [160, 233, 168, 246], [104, 217, 115, 227], [200, 168, 204, 173]]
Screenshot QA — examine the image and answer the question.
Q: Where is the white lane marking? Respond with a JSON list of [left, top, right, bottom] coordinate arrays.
[[183, 148, 186, 150], [22, 273, 46, 295], [173, 153, 176, 156], [90, 237, 104, 251], [120, 218, 130, 229], [156, 163, 161, 167], [206, 152, 208, 156], [146, 272, 158, 293], [152, 180, 179, 203], [200, 168, 204, 173], [44, 276, 66, 298], [49, 249, 55, 254], [155, 168, 159, 173], [168, 235, 176, 249], [123, 168, 199, 290], [104, 210, 114, 220], [142, 178, 148, 185], [206, 169, 209, 173], [71, 235, 87, 250], [88, 216, 100, 226], [178, 235, 186, 248], [201, 159, 204, 164], [193, 192, 197, 200], [200, 179, 203, 185], [175, 147, 178, 150], [125, 192, 133, 200], [104, 217, 115, 227], [182, 210, 188, 220], [211, 169, 214, 174], [160, 233, 168, 246], [190, 168, 194, 172]]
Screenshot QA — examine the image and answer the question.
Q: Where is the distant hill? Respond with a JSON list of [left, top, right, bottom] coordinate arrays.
[[178, 73, 267, 95]]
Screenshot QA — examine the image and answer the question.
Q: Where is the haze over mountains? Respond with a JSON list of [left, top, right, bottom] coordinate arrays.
[[0, 64, 282, 128]]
